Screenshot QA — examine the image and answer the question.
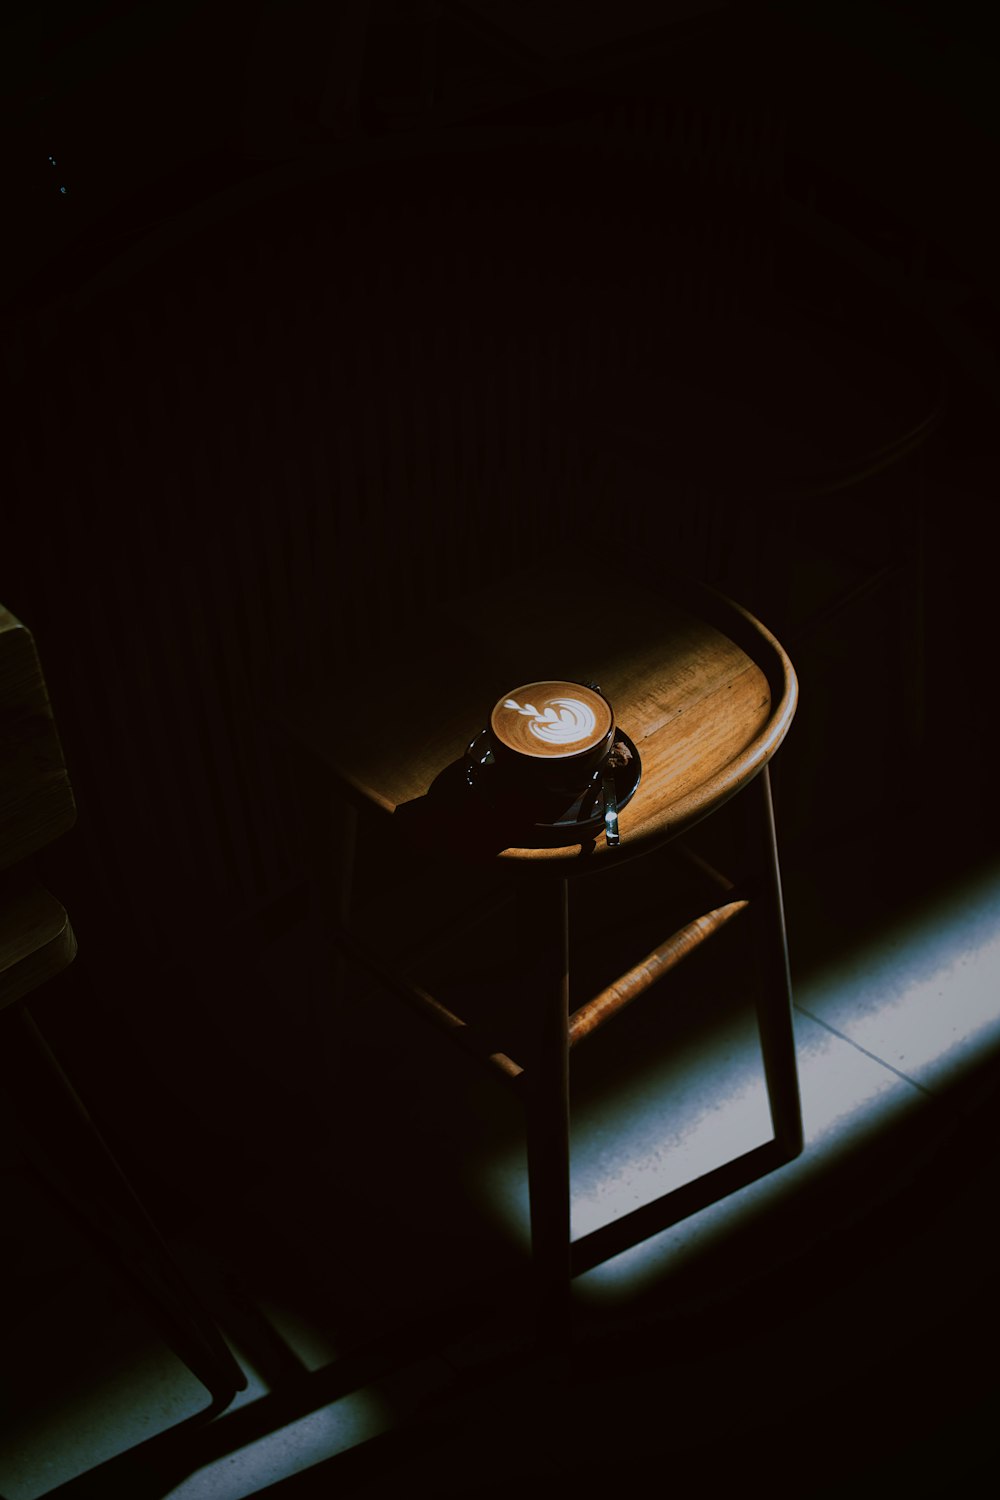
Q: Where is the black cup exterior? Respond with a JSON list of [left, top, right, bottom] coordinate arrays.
[[487, 685, 615, 801]]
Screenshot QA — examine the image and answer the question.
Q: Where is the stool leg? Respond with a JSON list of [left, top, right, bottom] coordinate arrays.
[[521, 876, 572, 1349], [749, 765, 804, 1158]]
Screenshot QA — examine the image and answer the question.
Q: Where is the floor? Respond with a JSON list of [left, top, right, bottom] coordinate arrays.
[[2, 798, 999, 1500]]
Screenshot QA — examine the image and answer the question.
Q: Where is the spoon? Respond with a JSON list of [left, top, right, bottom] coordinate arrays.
[[602, 764, 620, 847]]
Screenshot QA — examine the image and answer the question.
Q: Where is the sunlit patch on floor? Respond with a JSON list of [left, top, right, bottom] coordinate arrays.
[[796, 856, 1000, 1095], [583, 860, 1000, 1302], [0, 1272, 262, 1500], [163, 1389, 390, 1500], [569, 1042, 773, 1240], [571, 1009, 933, 1305]]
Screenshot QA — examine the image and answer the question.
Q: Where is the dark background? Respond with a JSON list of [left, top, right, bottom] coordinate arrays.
[[2, 5, 999, 1485], [5, 0, 998, 926]]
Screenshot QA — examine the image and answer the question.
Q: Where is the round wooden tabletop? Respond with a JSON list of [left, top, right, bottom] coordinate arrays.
[[281, 570, 796, 874]]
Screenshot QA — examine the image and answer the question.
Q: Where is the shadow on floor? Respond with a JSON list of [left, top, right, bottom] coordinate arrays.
[[3, 806, 999, 1498]]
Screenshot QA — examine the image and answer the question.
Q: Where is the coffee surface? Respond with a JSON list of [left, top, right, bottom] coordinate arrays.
[[490, 681, 612, 759]]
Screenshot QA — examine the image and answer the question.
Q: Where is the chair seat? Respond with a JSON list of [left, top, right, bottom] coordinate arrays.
[[283, 571, 797, 872], [0, 876, 77, 1010]]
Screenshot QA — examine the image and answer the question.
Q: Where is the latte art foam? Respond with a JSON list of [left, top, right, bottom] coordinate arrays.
[[506, 696, 597, 746], [491, 681, 612, 761]]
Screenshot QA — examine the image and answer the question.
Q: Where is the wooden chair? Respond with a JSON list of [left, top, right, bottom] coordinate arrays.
[[279, 568, 800, 1345], [0, 603, 246, 1409]]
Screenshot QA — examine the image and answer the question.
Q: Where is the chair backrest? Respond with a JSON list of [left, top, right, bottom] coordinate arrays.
[[0, 606, 76, 875]]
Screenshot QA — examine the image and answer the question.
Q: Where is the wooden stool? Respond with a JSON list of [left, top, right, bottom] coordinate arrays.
[[282, 571, 800, 1345], [0, 605, 246, 1409]]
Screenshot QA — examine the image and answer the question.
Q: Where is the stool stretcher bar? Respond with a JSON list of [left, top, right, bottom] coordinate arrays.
[[336, 927, 525, 1088], [568, 897, 750, 1046]]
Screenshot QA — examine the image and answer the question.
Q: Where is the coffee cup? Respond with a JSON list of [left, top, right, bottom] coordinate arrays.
[[487, 680, 616, 802]]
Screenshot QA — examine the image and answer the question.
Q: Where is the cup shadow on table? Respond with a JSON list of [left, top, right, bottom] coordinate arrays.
[[391, 756, 605, 862]]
